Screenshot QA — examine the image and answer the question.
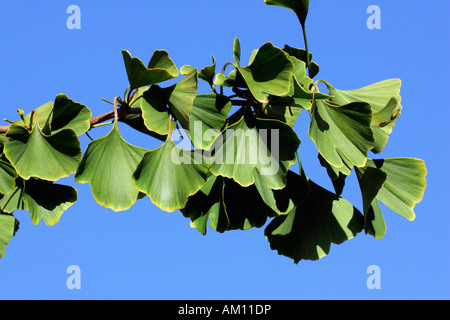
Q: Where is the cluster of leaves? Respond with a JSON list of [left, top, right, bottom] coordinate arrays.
[[0, 0, 426, 262]]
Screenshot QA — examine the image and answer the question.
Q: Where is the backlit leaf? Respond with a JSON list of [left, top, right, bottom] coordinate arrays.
[[209, 111, 300, 189], [122, 49, 179, 89], [5, 117, 81, 181], [133, 135, 208, 213], [189, 94, 231, 150], [308, 100, 374, 173], [323, 79, 402, 153], [364, 158, 427, 221], [75, 121, 148, 212]]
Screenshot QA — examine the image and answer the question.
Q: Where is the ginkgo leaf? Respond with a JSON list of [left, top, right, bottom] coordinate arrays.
[[181, 174, 225, 235], [0, 213, 18, 258], [23, 178, 77, 226], [265, 0, 310, 27], [287, 55, 312, 93], [308, 100, 375, 173], [213, 69, 247, 89], [75, 121, 148, 212], [50, 94, 92, 136], [364, 158, 427, 221], [254, 170, 310, 216], [139, 85, 177, 136], [164, 68, 198, 130], [209, 111, 300, 189], [4, 117, 82, 181], [232, 39, 294, 103], [122, 49, 179, 89], [189, 94, 231, 150], [0, 177, 76, 226], [199, 56, 216, 88], [283, 44, 319, 78], [133, 135, 208, 213], [183, 56, 217, 88], [14, 94, 92, 136], [265, 180, 364, 263], [221, 177, 278, 231], [140, 69, 198, 134], [182, 173, 279, 234], [323, 79, 402, 153]]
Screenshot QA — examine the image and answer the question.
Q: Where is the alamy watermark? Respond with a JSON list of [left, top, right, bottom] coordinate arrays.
[[366, 265, 381, 289], [66, 5, 81, 30], [367, 5, 381, 30], [66, 265, 81, 289]]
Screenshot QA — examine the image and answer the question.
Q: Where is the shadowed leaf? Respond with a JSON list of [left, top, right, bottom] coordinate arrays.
[[265, 180, 364, 263]]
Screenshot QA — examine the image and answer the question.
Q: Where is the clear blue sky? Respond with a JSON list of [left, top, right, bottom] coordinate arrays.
[[0, 0, 449, 300]]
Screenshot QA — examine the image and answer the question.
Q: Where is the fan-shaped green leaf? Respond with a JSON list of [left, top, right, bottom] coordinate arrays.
[[4, 117, 82, 181], [308, 100, 375, 173], [122, 49, 179, 89], [164, 68, 198, 130], [0, 178, 76, 226], [265, 180, 364, 263], [323, 79, 402, 153], [283, 44, 319, 78], [140, 69, 198, 134], [23, 179, 77, 226], [233, 39, 294, 103], [364, 158, 427, 221], [209, 112, 300, 189], [75, 122, 148, 212], [139, 85, 176, 136], [14, 94, 91, 136], [189, 94, 231, 150], [50, 94, 92, 136], [133, 135, 208, 213]]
